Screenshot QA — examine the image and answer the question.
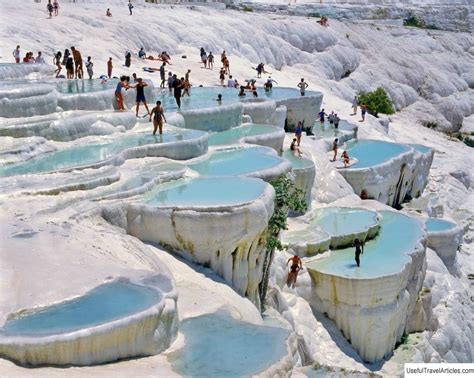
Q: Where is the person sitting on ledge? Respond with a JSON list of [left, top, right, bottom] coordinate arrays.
[[290, 138, 302, 157]]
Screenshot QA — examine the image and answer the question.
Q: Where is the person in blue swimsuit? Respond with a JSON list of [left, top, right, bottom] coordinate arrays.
[[295, 121, 303, 146], [131, 78, 149, 117]]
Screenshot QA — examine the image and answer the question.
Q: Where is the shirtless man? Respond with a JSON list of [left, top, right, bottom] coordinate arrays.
[[71, 46, 83, 79], [286, 255, 303, 288], [297, 78, 308, 96], [149, 101, 166, 135]]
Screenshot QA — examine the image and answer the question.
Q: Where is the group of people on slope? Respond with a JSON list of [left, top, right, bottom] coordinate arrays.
[[46, 0, 59, 18], [12, 46, 46, 65]]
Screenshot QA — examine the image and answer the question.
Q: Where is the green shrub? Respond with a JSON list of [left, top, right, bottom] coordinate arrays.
[[421, 121, 439, 129], [404, 15, 425, 28], [357, 87, 394, 117], [243, 5, 253, 12], [266, 175, 307, 251]]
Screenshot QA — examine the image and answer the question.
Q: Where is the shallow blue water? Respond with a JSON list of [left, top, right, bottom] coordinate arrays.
[[310, 120, 354, 138], [345, 140, 410, 169], [307, 211, 424, 278], [282, 150, 314, 170], [169, 312, 288, 377], [145, 177, 267, 207], [0, 281, 160, 336], [0, 130, 204, 177], [410, 144, 432, 154], [189, 147, 284, 176], [309, 208, 378, 237], [426, 218, 456, 232], [208, 124, 279, 146], [55, 79, 117, 94], [155, 87, 319, 112]]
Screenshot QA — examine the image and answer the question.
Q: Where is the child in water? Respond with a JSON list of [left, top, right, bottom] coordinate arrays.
[[342, 150, 350, 167]]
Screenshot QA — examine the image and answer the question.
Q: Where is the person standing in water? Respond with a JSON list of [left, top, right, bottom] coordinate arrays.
[[334, 113, 340, 129], [149, 101, 166, 135], [173, 75, 183, 109], [295, 121, 303, 146], [71, 46, 83, 79], [290, 138, 302, 157], [167, 72, 174, 93], [286, 255, 303, 288], [132, 78, 150, 117], [115, 76, 129, 111], [159, 62, 166, 88], [85, 56, 93, 79], [107, 57, 113, 79], [53, 51, 62, 77], [354, 238, 364, 267], [12, 45, 20, 64], [318, 108, 328, 123], [297, 78, 308, 96], [331, 138, 338, 162]]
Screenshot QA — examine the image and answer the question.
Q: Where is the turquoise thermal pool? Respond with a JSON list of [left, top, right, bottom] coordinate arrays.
[[306, 211, 424, 278], [155, 87, 319, 111], [311, 120, 354, 138], [344, 140, 411, 169], [208, 124, 280, 146], [309, 207, 379, 238], [0, 130, 204, 177], [55, 79, 117, 94], [425, 218, 457, 233], [189, 147, 284, 176], [282, 150, 315, 170], [144, 177, 268, 207], [0, 281, 160, 336], [169, 312, 288, 377], [410, 144, 432, 154]]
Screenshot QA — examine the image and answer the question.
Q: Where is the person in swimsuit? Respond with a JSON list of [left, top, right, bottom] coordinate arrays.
[[173, 76, 183, 109], [286, 255, 303, 288], [290, 138, 302, 157], [360, 104, 367, 122], [53, 0, 59, 16], [208, 52, 214, 69], [334, 113, 340, 129], [132, 78, 149, 117], [295, 121, 303, 146], [219, 68, 225, 86], [85, 56, 93, 79], [238, 86, 246, 97], [351, 96, 358, 115], [12, 45, 20, 64], [354, 238, 364, 267], [331, 138, 338, 162], [297, 78, 308, 96], [182, 78, 191, 97], [149, 101, 166, 135], [53, 51, 62, 77], [115, 76, 129, 111], [167, 72, 174, 93], [342, 150, 350, 167], [159, 63, 166, 88]]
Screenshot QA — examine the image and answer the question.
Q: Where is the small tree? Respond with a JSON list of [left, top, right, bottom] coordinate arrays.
[[357, 87, 394, 117], [259, 175, 307, 311]]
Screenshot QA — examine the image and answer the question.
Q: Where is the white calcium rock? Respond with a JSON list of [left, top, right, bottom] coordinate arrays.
[[0, 84, 58, 118], [180, 102, 243, 131]]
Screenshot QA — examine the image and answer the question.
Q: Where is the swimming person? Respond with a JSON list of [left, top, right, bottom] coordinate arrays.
[[132, 78, 149, 117], [238, 86, 246, 97], [354, 238, 364, 267], [295, 121, 303, 146], [149, 101, 166, 135], [331, 138, 338, 162], [297, 78, 308, 96], [342, 150, 350, 167], [215, 94, 223, 103], [286, 255, 303, 288], [290, 138, 302, 157]]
